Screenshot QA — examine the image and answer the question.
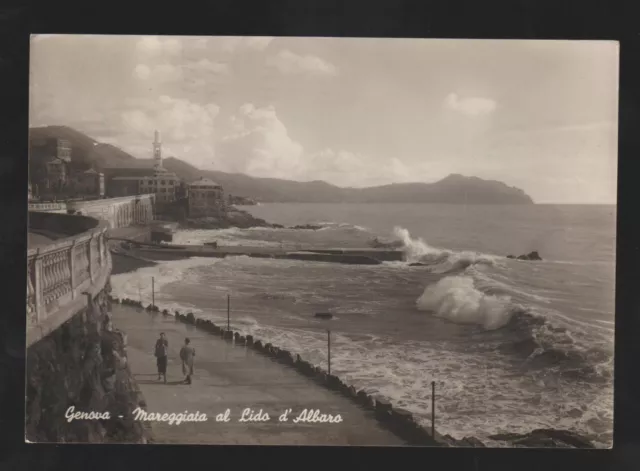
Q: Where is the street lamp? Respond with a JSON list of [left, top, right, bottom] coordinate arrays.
[[314, 312, 334, 375]]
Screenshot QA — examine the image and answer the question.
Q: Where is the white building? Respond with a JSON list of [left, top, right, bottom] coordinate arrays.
[[106, 130, 180, 202], [187, 177, 226, 217]]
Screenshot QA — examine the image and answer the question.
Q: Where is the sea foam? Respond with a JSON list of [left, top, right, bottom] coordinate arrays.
[[416, 275, 514, 330], [392, 226, 499, 272]]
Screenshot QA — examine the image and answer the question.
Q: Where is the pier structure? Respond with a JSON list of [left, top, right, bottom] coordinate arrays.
[[109, 240, 405, 265]]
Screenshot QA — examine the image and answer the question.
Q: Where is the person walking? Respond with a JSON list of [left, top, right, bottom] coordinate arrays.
[[154, 332, 169, 383], [179, 338, 196, 385]]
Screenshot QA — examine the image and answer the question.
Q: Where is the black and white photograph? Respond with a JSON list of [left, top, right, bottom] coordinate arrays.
[[26, 35, 617, 448]]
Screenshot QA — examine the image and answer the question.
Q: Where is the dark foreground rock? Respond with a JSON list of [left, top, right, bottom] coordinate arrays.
[[488, 428, 595, 448], [25, 282, 149, 443], [507, 251, 542, 261]]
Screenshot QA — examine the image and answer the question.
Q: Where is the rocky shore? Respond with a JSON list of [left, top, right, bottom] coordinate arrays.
[[181, 208, 322, 231], [25, 282, 150, 443]]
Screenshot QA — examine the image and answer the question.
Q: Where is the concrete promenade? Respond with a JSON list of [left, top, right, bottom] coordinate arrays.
[[112, 305, 405, 445]]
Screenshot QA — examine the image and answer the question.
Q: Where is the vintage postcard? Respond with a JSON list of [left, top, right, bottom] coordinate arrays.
[[26, 35, 617, 447]]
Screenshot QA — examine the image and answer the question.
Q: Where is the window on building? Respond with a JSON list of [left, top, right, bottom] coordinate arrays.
[[161, 180, 165, 185]]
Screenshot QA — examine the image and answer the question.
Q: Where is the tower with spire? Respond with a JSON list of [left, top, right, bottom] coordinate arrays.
[[153, 129, 162, 170]]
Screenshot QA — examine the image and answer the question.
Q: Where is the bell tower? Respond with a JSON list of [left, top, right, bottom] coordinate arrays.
[[153, 130, 162, 170]]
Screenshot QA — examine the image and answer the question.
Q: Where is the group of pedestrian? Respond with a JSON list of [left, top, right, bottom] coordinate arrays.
[[154, 333, 196, 384]]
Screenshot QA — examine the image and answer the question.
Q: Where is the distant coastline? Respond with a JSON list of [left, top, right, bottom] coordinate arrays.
[[29, 126, 535, 206]]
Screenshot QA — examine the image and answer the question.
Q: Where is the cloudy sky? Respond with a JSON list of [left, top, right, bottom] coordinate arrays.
[[30, 35, 618, 203]]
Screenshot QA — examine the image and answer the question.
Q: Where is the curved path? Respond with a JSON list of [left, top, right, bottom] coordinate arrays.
[[112, 304, 405, 446]]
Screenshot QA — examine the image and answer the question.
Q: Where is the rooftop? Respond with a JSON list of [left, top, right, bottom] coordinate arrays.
[[188, 177, 221, 187]]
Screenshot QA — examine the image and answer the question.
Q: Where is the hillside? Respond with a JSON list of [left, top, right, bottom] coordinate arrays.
[[29, 126, 534, 204], [30, 126, 136, 170]]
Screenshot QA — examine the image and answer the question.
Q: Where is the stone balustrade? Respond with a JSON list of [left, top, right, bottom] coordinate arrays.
[[27, 213, 112, 347], [28, 202, 67, 213]]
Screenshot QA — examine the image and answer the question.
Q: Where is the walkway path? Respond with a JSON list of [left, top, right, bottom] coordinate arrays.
[[112, 305, 405, 445], [27, 232, 60, 248]]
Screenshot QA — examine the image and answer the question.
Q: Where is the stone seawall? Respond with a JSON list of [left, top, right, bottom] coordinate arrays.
[[67, 195, 155, 230], [112, 296, 459, 447], [26, 283, 150, 443]]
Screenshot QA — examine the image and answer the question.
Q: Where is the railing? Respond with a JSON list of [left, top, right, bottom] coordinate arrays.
[[28, 202, 67, 212], [27, 214, 112, 347]]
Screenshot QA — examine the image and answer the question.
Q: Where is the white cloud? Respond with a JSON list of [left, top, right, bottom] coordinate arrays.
[[266, 50, 338, 76], [185, 36, 274, 53], [133, 64, 151, 80], [445, 93, 496, 117], [135, 36, 183, 56], [305, 150, 412, 187], [133, 63, 183, 83], [217, 104, 305, 178], [186, 59, 230, 75], [120, 95, 219, 167], [217, 36, 274, 53], [217, 104, 415, 187]]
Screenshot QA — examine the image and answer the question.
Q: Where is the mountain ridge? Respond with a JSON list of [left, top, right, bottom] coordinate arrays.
[[29, 126, 535, 204]]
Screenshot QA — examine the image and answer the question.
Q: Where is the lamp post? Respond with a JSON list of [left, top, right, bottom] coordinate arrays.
[[431, 381, 435, 438], [314, 312, 334, 375], [327, 329, 331, 375], [227, 293, 230, 331]]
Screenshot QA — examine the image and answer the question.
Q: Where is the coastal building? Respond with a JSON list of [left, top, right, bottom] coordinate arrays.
[[72, 168, 105, 198], [187, 177, 226, 218], [104, 130, 180, 202], [29, 137, 72, 194]]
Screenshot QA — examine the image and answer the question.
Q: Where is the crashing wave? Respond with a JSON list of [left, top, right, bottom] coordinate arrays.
[[392, 226, 499, 273], [416, 275, 513, 330], [310, 221, 370, 232], [415, 274, 612, 381]]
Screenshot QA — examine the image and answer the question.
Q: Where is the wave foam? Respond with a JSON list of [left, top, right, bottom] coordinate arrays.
[[415, 274, 613, 383], [392, 227, 499, 272], [417, 275, 514, 330], [110, 257, 223, 304]]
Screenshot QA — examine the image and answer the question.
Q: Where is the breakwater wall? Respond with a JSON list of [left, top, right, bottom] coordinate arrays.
[[109, 296, 486, 447], [115, 243, 404, 265]]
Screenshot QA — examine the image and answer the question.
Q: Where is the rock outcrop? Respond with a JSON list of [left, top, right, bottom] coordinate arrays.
[[25, 282, 149, 443], [182, 209, 272, 230], [289, 224, 322, 230], [507, 251, 542, 261]]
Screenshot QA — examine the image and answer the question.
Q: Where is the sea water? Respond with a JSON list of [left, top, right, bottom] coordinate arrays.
[[110, 203, 615, 447]]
